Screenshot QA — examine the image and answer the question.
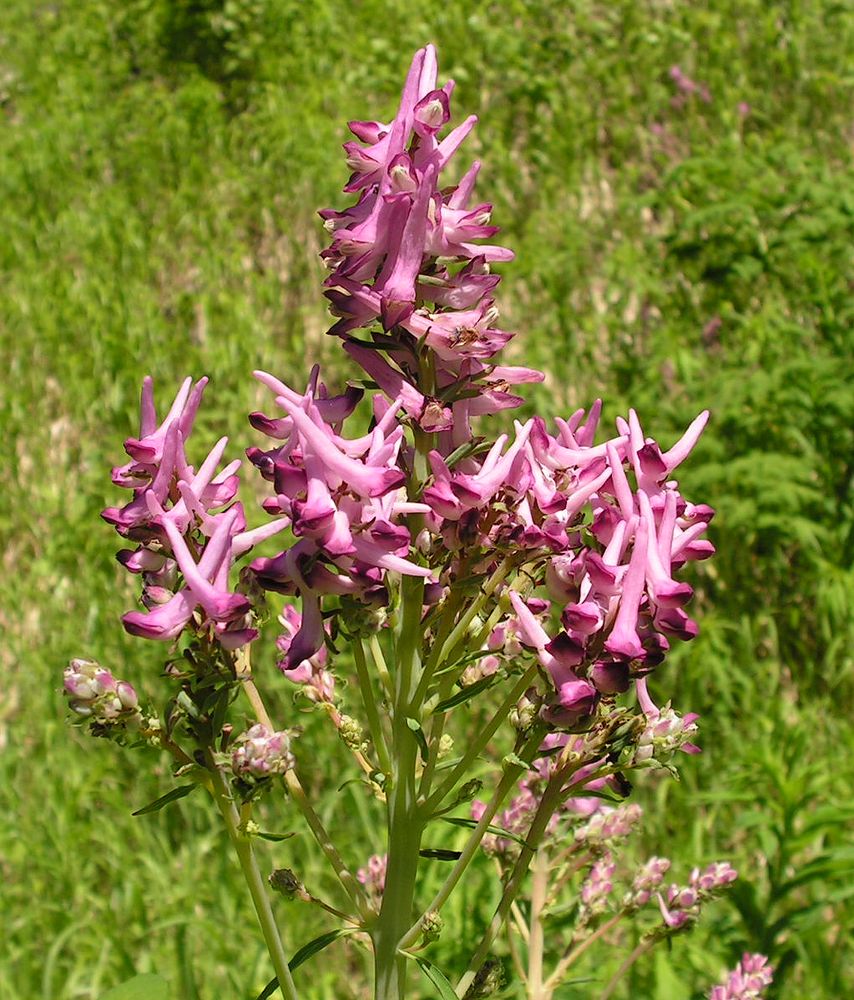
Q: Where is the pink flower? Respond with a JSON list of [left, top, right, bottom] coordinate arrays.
[[708, 954, 772, 1000]]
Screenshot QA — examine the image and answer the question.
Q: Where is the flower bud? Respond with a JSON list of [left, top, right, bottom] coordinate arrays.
[[269, 868, 307, 901], [421, 910, 444, 944], [338, 715, 368, 754], [63, 659, 141, 729], [231, 724, 295, 780]]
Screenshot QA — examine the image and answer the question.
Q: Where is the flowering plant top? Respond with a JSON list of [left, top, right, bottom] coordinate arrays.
[[71, 44, 762, 1000]]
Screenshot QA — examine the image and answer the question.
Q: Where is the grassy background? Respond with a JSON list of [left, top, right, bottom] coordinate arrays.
[[1, 1, 852, 997]]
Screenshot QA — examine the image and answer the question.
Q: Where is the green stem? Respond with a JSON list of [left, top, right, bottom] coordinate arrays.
[[399, 727, 546, 951], [368, 634, 394, 703], [455, 759, 589, 997], [283, 769, 372, 920], [597, 938, 653, 1000], [372, 573, 426, 1000], [353, 635, 392, 776], [543, 911, 625, 993], [207, 758, 299, 1000], [527, 849, 549, 1000], [424, 664, 539, 812]]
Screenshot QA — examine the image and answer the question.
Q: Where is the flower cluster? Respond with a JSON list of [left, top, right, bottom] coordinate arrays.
[[623, 856, 671, 910], [579, 854, 616, 922], [357, 853, 388, 901], [237, 44, 716, 740], [103, 377, 285, 648], [247, 366, 432, 667], [231, 724, 295, 780], [63, 659, 140, 726], [321, 45, 538, 442], [656, 861, 738, 932], [708, 954, 773, 1000]]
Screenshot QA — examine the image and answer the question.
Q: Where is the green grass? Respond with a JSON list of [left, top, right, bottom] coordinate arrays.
[[1, 1, 852, 997]]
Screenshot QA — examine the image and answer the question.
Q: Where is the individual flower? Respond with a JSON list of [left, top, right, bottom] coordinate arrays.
[[276, 605, 336, 704]]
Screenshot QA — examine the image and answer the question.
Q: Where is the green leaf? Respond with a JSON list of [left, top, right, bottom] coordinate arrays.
[[406, 717, 430, 763], [420, 848, 464, 861], [413, 956, 459, 1000], [440, 815, 527, 848], [255, 831, 296, 842], [434, 674, 499, 713], [99, 974, 170, 1000], [256, 929, 355, 1000], [132, 784, 197, 816]]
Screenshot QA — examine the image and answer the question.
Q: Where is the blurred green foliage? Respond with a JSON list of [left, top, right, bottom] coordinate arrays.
[[1, 1, 851, 998]]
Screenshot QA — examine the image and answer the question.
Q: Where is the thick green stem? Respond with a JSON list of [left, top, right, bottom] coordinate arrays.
[[207, 759, 299, 1000], [399, 727, 546, 951], [372, 573, 426, 999]]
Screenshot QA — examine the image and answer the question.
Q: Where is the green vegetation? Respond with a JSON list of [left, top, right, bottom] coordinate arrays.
[[1, 2, 851, 997]]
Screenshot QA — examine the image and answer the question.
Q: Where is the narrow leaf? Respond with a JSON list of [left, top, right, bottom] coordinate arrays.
[[406, 717, 430, 763], [420, 848, 464, 861], [414, 957, 459, 1000], [255, 929, 355, 1000], [256, 831, 296, 843], [440, 815, 527, 848], [435, 674, 499, 713], [133, 784, 197, 816]]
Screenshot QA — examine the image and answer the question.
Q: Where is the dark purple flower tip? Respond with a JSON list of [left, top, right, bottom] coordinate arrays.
[[591, 660, 631, 694], [246, 446, 277, 481], [604, 631, 645, 662], [637, 442, 667, 479], [423, 582, 446, 606], [545, 631, 585, 668], [584, 552, 621, 595], [249, 411, 291, 438], [217, 626, 259, 650], [543, 679, 599, 728], [655, 607, 699, 641]]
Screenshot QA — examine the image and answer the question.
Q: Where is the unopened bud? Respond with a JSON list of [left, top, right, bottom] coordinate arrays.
[[438, 734, 454, 758], [232, 724, 295, 780], [63, 659, 141, 729], [338, 715, 368, 754], [269, 868, 306, 900], [456, 778, 483, 803], [421, 910, 444, 943]]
